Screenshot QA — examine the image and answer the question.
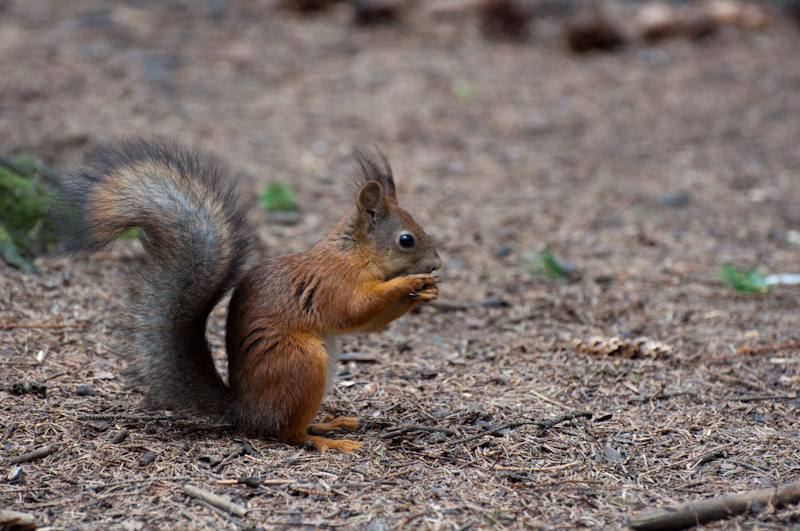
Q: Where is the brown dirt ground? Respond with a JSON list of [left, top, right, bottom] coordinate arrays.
[[2, 0, 800, 529]]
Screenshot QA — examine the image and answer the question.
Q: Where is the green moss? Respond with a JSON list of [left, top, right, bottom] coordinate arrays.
[[259, 182, 297, 213], [534, 245, 576, 280], [117, 227, 143, 240], [719, 264, 768, 293], [0, 157, 58, 273]]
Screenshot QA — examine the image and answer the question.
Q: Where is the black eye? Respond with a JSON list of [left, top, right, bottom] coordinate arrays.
[[398, 234, 415, 248]]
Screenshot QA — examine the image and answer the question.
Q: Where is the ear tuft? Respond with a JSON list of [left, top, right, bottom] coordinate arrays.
[[353, 149, 396, 202]]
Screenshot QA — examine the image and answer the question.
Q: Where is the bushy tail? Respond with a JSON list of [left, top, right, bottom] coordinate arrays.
[[58, 138, 252, 418]]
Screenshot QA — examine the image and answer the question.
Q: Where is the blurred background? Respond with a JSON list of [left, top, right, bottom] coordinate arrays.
[[1, 0, 799, 279], [3, 1, 800, 527]]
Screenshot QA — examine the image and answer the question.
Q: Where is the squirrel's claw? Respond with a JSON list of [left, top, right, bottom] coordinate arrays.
[[410, 285, 439, 303]]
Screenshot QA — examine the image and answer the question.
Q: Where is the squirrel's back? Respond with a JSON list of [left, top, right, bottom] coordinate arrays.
[[58, 138, 252, 416]]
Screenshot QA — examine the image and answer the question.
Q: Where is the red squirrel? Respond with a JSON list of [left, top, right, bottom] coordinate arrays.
[[59, 138, 441, 452]]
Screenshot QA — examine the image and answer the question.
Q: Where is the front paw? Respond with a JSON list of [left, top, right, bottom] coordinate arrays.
[[410, 283, 439, 303], [410, 286, 439, 303], [406, 273, 437, 293]]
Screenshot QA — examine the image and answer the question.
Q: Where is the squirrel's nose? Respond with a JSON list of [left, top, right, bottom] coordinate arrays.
[[431, 251, 442, 271]]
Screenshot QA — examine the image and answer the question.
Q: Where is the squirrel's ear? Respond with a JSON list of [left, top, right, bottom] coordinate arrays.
[[357, 180, 388, 234]]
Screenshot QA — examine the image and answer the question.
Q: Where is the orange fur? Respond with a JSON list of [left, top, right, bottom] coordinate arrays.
[[229, 329, 327, 442], [310, 415, 361, 433], [224, 178, 440, 452]]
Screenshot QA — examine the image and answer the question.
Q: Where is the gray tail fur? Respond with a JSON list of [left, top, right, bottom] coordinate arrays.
[[57, 138, 252, 418]]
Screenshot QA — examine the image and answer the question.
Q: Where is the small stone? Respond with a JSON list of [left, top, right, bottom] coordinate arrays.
[[7, 466, 24, 482], [365, 518, 390, 531], [565, 16, 626, 53], [198, 454, 223, 467], [602, 445, 623, 464], [480, 297, 508, 308], [87, 419, 112, 430], [494, 245, 512, 258], [656, 191, 691, 207], [311, 140, 328, 156], [465, 318, 484, 329], [75, 384, 97, 396]]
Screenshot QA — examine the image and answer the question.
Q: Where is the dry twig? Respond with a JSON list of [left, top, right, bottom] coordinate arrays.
[[629, 390, 697, 404], [182, 484, 248, 517], [442, 411, 593, 447], [79, 413, 180, 421], [629, 481, 800, 530], [739, 341, 800, 356], [216, 478, 296, 487], [731, 393, 798, 402], [8, 444, 58, 464], [289, 484, 342, 497], [0, 322, 88, 330], [381, 424, 456, 439], [79, 413, 236, 433]]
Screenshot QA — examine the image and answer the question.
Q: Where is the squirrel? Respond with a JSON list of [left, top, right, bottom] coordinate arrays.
[[58, 138, 442, 453]]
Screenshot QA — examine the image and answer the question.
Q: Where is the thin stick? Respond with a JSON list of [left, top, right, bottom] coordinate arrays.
[[495, 460, 580, 472], [739, 341, 800, 356], [211, 441, 262, 472], [216, 478, 296, 487], [645, 443, 735, 476], [0, 322, 89, 330], [182, 484, 248, 517], [535, 410, 593, 431], [731, 393, 797, 402], [443, 411, 592, 446], [289, 485, 339, 497], [381, 425, 456, 439], [90, 476, 193, 491], [79, 413, 180, 421], [628, 481, 800, 530], [8, 444, 58, 464], [507, 478, 605, 489], [529, 388, 571, 409], [689, 450, 726, 470], [629, 390, 696, 404]]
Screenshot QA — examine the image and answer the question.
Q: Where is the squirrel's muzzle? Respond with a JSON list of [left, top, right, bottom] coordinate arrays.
[[413, 250, 442, 274]]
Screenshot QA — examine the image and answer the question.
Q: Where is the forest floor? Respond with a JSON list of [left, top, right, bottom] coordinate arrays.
[[2, 0, 800, 529]]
